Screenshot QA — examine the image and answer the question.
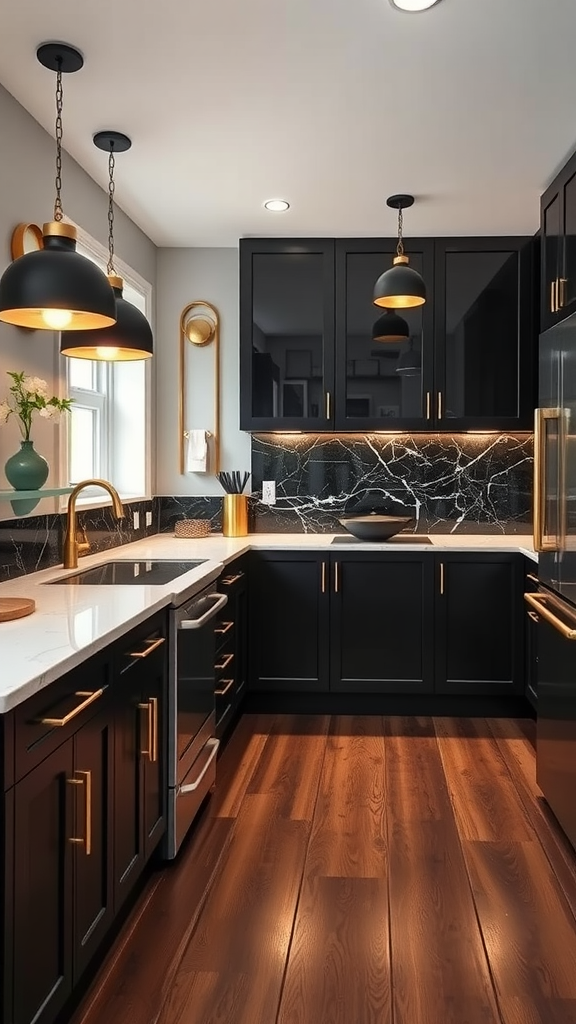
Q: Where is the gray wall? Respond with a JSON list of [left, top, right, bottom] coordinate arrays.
[[155, 247, 250, 496], [0, 84, 157, 506]]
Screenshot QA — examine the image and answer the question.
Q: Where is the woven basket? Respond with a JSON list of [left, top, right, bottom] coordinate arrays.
[[174, 519, 211, 538]]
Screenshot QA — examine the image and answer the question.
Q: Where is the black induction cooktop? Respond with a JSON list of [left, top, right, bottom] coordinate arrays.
[[45, 560, 207, 585]]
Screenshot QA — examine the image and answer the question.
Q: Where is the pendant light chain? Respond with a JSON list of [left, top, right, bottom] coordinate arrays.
[[396, 206, 404, 257], [53, 59, 64, 221], [107, 145, 116, 275]]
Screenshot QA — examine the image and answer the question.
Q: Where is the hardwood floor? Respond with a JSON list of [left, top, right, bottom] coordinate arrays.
[[71, 715, 576, 1024]]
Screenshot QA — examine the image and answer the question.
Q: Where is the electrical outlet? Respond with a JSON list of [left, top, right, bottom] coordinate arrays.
[[262, 480, 276, 505], [133, 511, 140, 530], [145, 511, 152, 527]]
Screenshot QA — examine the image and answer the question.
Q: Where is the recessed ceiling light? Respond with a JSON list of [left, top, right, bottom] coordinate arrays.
[[390, 0, 443, 10], [264, 199, 290, 212]]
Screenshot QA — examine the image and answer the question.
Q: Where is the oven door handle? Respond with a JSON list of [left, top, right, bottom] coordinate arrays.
[[179, 593, 228, 629], [178, 738, 220, 793]]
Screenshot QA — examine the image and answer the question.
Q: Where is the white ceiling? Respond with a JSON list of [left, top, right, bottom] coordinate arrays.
[[1, 0, 576, 247]]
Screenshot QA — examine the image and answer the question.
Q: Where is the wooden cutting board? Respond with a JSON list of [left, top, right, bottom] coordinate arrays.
[[0, 597, 36, 622]]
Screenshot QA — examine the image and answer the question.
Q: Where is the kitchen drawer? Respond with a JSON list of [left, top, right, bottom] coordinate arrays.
[[215, 695, 234, 739], [13, 654, 110, 784], [214, 649, 235, 684], [214, 617, 235, 655], [112, 611, 167, 678]]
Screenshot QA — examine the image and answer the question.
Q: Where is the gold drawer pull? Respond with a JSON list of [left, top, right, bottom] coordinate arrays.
[[215, 621, 233, 635], [215, 678, 234, 697], [524, 592, 576, 640], [138, 696, 158, 762], [40, 688, 105, 727], [221, 573, 243, 585], [215, 652, 234, 671], [67, 770, 92, 855], [128, 636, 165, 659], [527, 610, 539, 623]]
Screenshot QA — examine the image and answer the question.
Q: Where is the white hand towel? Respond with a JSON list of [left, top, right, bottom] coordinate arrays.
[[185, 430, 208, 473]]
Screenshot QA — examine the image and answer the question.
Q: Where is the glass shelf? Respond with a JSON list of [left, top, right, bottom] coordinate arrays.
[[0, 487, 73, 500]]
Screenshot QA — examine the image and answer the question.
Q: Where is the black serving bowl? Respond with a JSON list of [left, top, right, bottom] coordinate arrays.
[[338, 514, 414, 541]]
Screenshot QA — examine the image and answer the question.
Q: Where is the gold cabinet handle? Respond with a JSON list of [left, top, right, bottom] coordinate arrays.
[[439, 562, 445, 595], [527, 610, 540, 623], [321, 561, 327, 594], [533, 407, 564, 552], [334, 561, 340, 594], [215, 652, 234, 671], [551, 279, 556, 313], [524, 592, 576, 639], [426, 392, 431, 420], [437, 391, 443, 420], [215, 678, 234, 697], [559, 277, 567, 308], [221, 573, 243, 585], [40, 688, 105, 727], [215, 620, 233, 636], [325, 391, 331, 419], [67, 770, 92, 855], [526, 573, 539, 585], [128, 636, 165, 659], [138, 697, 158, 762]]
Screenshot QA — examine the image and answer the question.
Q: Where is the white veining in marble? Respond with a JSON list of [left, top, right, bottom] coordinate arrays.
[[0, 532, 536, 712]]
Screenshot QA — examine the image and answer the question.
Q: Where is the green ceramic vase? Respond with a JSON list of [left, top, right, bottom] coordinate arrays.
[[4, 440, 49, 490]]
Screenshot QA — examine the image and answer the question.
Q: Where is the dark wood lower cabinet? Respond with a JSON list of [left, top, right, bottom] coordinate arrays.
[[434, 553, 523, 695], [250, 552, 330, 691], [330, 553, 435, 693], [249, 549, 524, 698], [13, 741, 73, 1024]]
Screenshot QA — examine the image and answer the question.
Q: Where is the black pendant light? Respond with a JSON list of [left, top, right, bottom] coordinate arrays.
[[395, 338, 421, 376], [373, 194, 427, 309], [0, 43, 116, 331], [61, 131, 153, 360], [372, 310, 410, 343]]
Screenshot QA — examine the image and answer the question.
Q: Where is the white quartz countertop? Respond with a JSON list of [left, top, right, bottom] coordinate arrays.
[[0, 531, 536, 713]]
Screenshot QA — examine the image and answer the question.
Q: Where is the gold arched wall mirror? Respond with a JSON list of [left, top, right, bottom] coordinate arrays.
[[179, 300, 220, 474]]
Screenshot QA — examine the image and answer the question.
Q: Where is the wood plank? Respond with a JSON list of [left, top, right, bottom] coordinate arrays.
[[487, 717, 576, 921], [247, 714, 329, 820], [209, 713, 274, 818], [435, 717, 534, 841], [277, 876, 392, 1024], [464, 839, 576, 1024], [385, 717, 501, 1024], [158, 794, 310, 1024], [70, 815, 235, 1024], [304, 716, 387, 878]]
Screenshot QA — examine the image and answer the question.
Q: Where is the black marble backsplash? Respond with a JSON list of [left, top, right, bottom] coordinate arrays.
[[251, 433, 533, 534], [0, 498, 157, 582]]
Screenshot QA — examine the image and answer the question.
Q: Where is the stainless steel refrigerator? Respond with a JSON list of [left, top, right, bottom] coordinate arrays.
[[528, 309, 576, 849]]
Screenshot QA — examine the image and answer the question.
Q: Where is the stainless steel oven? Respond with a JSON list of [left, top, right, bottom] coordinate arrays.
[[164, 585, 228, 859]]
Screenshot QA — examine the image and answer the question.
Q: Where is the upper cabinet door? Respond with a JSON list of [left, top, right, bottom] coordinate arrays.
[[334, 240, 435, 432], [541, 189, 562, 331], [561, 164, 576, 317], [434, 238, 536, 431], [239, 239, 335, 431]]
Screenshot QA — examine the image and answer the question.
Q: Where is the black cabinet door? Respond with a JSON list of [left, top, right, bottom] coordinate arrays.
[[434, 238, 536, 430], [249, 552, 329, 691], [561, 164, 576, 318], [524, 562, 539, 709], [139, 642, 166, 862], [72, 704, 114, 981], [240, 239, 335, 430], [112, 662, 143, 911], [434, 554, 522, 695], [541, 189, 562, 331], [334, 239, 435, 431], [13, 742, 73, 1024], [330, 553, 434, 693]]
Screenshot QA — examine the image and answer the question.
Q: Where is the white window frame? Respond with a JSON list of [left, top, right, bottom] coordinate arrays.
[[58, 219, 153, 510]]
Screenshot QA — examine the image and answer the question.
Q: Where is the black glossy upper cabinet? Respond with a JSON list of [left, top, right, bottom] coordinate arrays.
[[434, 238, 536, 431], [239, 239, 335, 430], [541, 148, 576, 331], [334, 239, 435, 432]]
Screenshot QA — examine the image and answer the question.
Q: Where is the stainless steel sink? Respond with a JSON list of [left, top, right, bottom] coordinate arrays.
[[330, 535, 433, 545], [44, 560, 207, 585]]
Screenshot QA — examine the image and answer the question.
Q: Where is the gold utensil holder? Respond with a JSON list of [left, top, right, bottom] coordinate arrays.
[[222, 494, 249, 537]]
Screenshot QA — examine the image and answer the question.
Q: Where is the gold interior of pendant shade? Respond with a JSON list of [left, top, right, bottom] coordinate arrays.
[[374, 294, 425, 309], [1, 308, 117, 330], [60, 345, 152, 360]]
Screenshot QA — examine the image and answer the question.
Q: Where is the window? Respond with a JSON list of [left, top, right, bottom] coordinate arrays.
[[60, 221, 152, 505]]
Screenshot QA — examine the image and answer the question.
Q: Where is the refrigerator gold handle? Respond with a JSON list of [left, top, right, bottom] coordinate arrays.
[[524, 593, 576, 640], [533, 407, 563, 553]]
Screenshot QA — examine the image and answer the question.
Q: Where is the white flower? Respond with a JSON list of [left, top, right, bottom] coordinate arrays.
[[0, 400, 11, 425], [25, 375, 48, 396], [38, 406, 55, 418]]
